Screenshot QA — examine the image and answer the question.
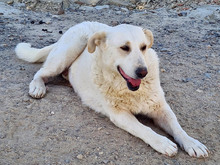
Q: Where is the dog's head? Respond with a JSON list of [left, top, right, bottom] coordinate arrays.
[[88, 24, 154, 91]]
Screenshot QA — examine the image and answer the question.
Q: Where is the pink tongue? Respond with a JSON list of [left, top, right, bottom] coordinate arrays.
[[128, 78, 141, 87], [119, 67, 141, 87]]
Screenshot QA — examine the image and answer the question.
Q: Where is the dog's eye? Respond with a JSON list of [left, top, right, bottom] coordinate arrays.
[[120, 45, 130, 52], [140, 45, 147, 51]]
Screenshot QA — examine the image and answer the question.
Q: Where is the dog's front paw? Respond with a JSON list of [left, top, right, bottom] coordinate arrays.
[[150, 135, 178, 157], [29, 79, 46, 98], [180, 136, 209, 158]]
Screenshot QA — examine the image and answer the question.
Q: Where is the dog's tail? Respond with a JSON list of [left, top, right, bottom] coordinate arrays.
[[15, 43, 56, 63]]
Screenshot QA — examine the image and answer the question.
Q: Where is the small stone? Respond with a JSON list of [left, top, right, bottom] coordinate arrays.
[[39, 20, 45, 24], [1, 44, 7, 47], [121, 7, 129, 12], [42, 29, 48, 32], [103, 160, 109, 164], [26, 104, 32, 109], [95, 5, 109, 10], [52, 15, 60, 19], [50, 111, 55, 115], [178, 11, 187, 17], [196, 89, 203, 93], [116, 11, 122, 15], [59, 31, 63, 34], [57, 9, 65, 15], [79, 6, 94, 11], [46, 21, 52, 25], [181, 78, 191, 83], [204, 73, 211, 79], [65, 159, 70, 163], [61, 129, 67, 132], [161, 68, 166, 72], [160, 48, 170, 52], [77, 154, 83, 160], [0, 133, 6, 139], [98, 127, 102, 131], [207, 45, 212, 49], [23, 98, 30, 102], [111, 21, 119, 26], [7, 0, 14, 5], [99, 152, 103, 155]]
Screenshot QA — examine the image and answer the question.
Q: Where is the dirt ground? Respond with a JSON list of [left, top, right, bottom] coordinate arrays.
[[0, 1, 219, 165]]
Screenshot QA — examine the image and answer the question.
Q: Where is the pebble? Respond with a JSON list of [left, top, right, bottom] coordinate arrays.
[[46, 21, 52, 25], [204, 73, 211, 78], [0, 133, 6, 139], [196, 89, 203, 93], [39, 20, 45, 24], [79, 6, 94, 11], [61, 129, 67, 132], [121, 7, 129, 12], [111, 21, 119, 26], [102, 160, 109, 164], [1, 44, 8, 47], [7, 0, 14, 5], [116, 11, 122, 15], [95, 5, 110, 10], [26, 104, 32, 109], [207, 45, 212, 49], [50, 111, 55, 115], [160, 48, 170, 52], [76, 154, 83, 160], [178, 11, 187, 17], [65, 159, 70, 163], [181, 78, 191, 83], [23, 98, 30, 102], [52, 15, 59, 19]]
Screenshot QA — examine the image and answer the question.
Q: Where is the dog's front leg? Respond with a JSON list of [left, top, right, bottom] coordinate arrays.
[[149, 102, 209, 158], [108, 110, 178, 156]]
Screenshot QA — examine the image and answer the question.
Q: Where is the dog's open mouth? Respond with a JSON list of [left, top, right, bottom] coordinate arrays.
[[117, 66, 141, 91]]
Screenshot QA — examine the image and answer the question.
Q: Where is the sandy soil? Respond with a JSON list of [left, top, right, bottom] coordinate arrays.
[[0, 2, 219, 165]]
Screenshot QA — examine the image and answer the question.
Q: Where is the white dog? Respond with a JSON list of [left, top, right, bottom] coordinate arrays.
[[15, 22, 209, 157]]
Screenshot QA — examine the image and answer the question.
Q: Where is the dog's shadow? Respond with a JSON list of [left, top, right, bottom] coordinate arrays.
[[46, 75, 72, 87], [136, 114, 174, 140]]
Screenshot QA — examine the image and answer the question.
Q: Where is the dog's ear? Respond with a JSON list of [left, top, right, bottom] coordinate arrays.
[[88, 32, 106, 53], [143, 29, 154, 49]]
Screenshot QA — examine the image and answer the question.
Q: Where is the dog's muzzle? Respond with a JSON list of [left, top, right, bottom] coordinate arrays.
[[117, 66, 148, 91]]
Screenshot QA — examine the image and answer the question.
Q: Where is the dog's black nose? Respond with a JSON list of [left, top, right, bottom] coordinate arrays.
[[135, 67, 148, 79]]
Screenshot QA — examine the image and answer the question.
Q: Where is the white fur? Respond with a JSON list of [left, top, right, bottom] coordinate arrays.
[[15, 21, 209, 158], [15, 43, 56, 63]]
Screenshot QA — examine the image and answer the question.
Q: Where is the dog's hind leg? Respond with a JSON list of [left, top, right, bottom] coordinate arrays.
[[28, 22, 108, 98], [29, 39, 87, 98]]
